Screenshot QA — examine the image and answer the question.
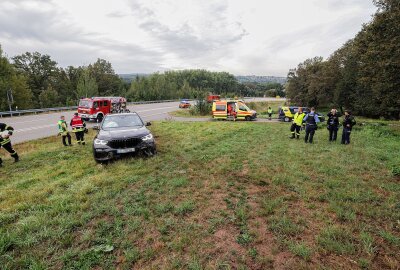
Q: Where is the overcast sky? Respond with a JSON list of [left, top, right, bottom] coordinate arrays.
[[0, 0, 376, 76]]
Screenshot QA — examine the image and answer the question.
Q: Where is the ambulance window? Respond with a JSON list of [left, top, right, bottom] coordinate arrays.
[[216, 105, 225, 111], [103, 101, 108, 106], [239, 105, 248, 111]]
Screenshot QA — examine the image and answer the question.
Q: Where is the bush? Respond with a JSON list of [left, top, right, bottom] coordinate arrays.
[[189, 99, 211, 116]]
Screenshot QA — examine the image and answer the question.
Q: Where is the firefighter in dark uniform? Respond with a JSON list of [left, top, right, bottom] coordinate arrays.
[[327, 108, 340, 141], [0, 123, 19, 166], [303, 107, 320, 143], [70, 113, 86, 145], [58, 116, 72, 146], [341, 110, 356, 145], [290, 108, 306, 139]]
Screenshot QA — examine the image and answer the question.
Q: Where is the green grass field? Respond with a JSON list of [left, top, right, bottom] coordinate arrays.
[[1, 121, 399, 269], [169, 109, 209, 118]]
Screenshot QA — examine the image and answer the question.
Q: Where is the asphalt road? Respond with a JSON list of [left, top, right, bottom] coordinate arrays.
[[4, 98, 284, 144]]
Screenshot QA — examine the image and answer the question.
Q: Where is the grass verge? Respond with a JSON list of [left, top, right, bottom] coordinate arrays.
[[0, 121, 399, 269]]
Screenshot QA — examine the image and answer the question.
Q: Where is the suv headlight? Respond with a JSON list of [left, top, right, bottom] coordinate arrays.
[[94, 138, 108, 145], [141, 134, 154, 141]]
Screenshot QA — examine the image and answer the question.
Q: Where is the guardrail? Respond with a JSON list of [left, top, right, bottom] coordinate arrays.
[[0, 99, 180, 118], [0, 106, 78, 117]]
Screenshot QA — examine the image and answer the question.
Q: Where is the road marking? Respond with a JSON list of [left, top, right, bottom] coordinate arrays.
[[14, 124, 57, 133]]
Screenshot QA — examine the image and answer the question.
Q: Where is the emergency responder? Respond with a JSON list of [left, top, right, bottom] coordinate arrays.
[[303, 107, 320, 143], [290, 108, 306, 139], [0, 123, 19, 166], [267, 107, 273, 120], [70, 113, 86, 145], [58, 116, 72, 146], [341, 110, 356, 145], [227, 103, 237, 121], [327, 108, 340, 142]]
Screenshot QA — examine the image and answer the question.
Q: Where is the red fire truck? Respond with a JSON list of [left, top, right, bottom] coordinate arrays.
[[207, 94, 220, 103], [77, 97, 129, 122]]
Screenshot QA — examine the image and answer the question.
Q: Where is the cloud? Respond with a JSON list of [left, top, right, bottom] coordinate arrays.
[[106, 11, 130, 18], [0, 0, 164, 72], [126, 0, 247, 63], [314, 0, 375, 10], [0, 0, 376, 75]]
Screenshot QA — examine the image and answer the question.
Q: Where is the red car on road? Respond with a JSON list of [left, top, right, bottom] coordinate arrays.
[[179, 100, 191, 108]]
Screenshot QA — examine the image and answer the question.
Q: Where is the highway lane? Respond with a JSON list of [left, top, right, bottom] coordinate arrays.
[[7, 101, 181, 144], [4, 98, 284, 144]]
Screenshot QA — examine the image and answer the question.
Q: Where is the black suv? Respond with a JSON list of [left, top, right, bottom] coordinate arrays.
[[93, 113, 156, 163]]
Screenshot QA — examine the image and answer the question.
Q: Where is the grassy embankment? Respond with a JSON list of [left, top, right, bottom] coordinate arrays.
[[1, 121, 399, 269]]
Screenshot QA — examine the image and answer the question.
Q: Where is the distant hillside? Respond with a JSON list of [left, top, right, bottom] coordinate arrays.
[[119, 73, 286, 84], [235, 75, 287, 84], [119, 73, 150, 83]]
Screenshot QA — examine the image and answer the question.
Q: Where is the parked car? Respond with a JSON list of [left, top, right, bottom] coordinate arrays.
[[93, 113, 156, 163], [278, 106, 325, 122], [179, 100, 191, 108]]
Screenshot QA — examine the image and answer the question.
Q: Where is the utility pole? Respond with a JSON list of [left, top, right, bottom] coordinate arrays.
[[7, 89, 14, 117]]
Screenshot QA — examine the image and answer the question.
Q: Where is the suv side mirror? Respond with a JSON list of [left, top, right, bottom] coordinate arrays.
[[146, 122, 151, 126]]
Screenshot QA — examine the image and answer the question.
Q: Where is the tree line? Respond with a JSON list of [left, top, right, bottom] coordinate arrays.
[[0, 48, 127, 111], [127, 70, 284, 101], [1, 47, 283, 111], [286, 0, 400, 119]]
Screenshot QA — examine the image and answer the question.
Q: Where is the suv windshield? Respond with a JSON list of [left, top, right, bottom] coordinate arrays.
[[79, 100, 92, 108], [101, 114, 144, 130]]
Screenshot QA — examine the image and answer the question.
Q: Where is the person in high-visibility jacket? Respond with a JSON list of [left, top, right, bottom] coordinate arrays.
[[267, 107, 273, 120], [0, 123, 19, 166], [70, 113, 86, 145], [58, 116, 72, 146], [290, 108, 306, 139]]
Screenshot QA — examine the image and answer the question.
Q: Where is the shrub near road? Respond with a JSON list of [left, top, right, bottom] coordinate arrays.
[[0, 122, 399, 269]]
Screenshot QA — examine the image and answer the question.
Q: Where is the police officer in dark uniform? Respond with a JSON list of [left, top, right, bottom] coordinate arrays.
[[327, 108, 340, 141], [303, 107, 320, 144], [341, 110, 356, 145], [0, 123, 19, 166]]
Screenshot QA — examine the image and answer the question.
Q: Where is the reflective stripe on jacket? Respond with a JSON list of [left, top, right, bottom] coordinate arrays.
[[0, 138, 11, 145]]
